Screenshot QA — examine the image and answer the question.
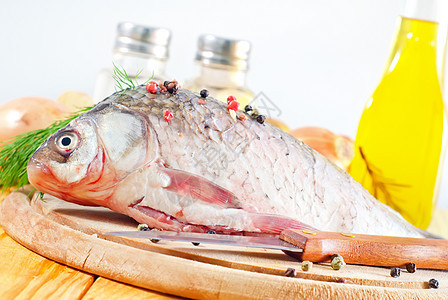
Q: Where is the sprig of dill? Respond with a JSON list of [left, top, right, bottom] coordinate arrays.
[[0, 106, 92, 193], [112, 62, 153, 92]]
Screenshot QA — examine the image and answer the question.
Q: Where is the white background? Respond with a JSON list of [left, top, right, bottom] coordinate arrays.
[[1, 0, 448, 208]]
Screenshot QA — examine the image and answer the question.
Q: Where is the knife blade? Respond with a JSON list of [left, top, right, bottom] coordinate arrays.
[[103, 229, 448, 270], [103, 230, 303, 252]]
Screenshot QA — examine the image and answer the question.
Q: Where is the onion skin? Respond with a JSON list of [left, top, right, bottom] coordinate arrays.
[[0, 97, 69, 146], [290, 126, 354, 171]]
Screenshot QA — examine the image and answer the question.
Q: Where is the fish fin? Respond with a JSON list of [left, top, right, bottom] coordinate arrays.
[[161, 168, 242, 209], [249, 212, 317, 234]]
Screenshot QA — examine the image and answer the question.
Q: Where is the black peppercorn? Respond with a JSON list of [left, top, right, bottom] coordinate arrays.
[[428, 279, 439, 289], [167, 86, 178, 94], [166, 80, 179, 94], [137, 224, 150, 231], [200, 89, 209, 98], [285, 267, 296, 277], [206, 230, 216, 234], [406, 262, 416, 273], [164, 81, 170, 87], [150, 239, 160, 243], [390, 267, 401, 278], [192, 242, 200, 246], [244, 105, 253, 112], [256, 115, 266, 124]]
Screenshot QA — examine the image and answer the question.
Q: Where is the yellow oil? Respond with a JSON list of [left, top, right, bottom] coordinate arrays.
[[349, 17, 446, 229]]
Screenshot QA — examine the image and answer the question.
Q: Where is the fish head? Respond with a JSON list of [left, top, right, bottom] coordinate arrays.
[[27, 103, 157, 206]]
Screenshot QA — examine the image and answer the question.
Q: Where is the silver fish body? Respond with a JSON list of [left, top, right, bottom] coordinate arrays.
[[27, 87, 429, 238]]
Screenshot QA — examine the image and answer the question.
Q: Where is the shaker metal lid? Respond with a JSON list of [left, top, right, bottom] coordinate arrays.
[[195, 34, 251, 70], [114, 22, 171, 59]]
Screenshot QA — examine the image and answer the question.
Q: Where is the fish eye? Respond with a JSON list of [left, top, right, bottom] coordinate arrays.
[[55, 131, 79, 155]]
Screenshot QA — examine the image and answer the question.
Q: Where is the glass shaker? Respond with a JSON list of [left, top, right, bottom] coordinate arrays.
[[184, 34, 254, 107], [93, 22, 171, 103]]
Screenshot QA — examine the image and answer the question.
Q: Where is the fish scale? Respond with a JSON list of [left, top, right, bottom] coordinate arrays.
[[127, 88, 423, 236], [27, 86, 432, 238]]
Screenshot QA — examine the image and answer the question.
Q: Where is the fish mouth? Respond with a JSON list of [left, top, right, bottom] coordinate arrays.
[[27, 157, 57, 193]]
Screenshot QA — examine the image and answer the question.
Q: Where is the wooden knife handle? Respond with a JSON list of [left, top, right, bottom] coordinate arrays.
[[280, 229, 448, 269]]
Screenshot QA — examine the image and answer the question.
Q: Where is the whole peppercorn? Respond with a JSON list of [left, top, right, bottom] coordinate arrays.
[[206, 230, 216, 234], [390, 267, 401, 278], [285, 267, 296, 277], [244, 105, 253, 112], [167, 86, 178, 94], [192, 242, 200, 246], [256, 115, 266, 124], [337, 278, 346, 283], [166, 80, 179, 94], [237, 113, 248, 121], [137, 224, 150, 231], [301, 261, 313, 271], [146, 82, 158, 94], [163, 109, 174, 122], [250, 108, 260, 118], [148, 228, 160, 243], [228, 100, 240, 111], [227, 95, 237, 105], [164, 80, 170, 87], [428, 279, 439, 289], [331, 254, 346, 270], [406, 263, 416, 273], [200, 89, 209, 98]]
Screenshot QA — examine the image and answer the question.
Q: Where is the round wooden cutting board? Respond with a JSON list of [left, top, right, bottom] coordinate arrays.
[[0, 192, 447, 299]]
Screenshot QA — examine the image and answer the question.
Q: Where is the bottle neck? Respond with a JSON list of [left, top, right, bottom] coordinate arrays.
[[384, 17, 440, 76], [194, 63, 248, 89], [112, 52, 168, 80], [402, 0, 444, 23]]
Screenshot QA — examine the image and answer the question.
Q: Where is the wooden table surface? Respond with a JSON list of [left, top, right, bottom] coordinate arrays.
[[0, 192, 180, 300], [1, 191, 447, 300]]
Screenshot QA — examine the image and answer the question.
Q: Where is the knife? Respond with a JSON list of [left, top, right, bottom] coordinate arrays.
[[103, 229, 448, 270]]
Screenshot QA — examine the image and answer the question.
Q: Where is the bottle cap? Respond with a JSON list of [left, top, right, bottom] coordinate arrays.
[[195, 34, 251, 70], [114, 22, 171, 59]]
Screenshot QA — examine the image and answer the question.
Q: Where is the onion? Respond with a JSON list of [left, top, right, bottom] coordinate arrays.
[[0, 97, 69, 145], [290, 126, 354, 170], [266, 118, 290, 132], [57, 91, 93, 113]]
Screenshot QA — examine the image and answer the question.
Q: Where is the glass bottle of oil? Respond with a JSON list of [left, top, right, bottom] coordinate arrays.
[[93, 22, 171, 103], [349, 0, 447, 229], [184, 34, 254, 107]]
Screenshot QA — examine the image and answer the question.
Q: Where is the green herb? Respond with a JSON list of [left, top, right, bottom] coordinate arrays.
[[112, 62, 153, 92], [0, 106, 92, 193]]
